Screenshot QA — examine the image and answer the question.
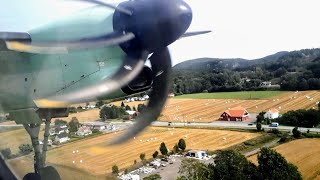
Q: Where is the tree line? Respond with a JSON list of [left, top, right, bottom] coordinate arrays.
[[172, 48, 320, 94], [177, 148, 301, 180]]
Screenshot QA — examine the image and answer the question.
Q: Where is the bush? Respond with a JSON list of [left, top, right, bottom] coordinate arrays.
[[143, 174, 161, 180], [256, 122, 262, 131], [152, 151, 159, 158], [159, 142, 168, 155], [112, 165, 119, 175], [269, 128, 280, 135], [19, 144, 33, 155], [172, 144, 179, 154], [178, 139, 186, 151], [0, 148, 11, 159], [140, 153, 146, 161], [292, 127, 301, 138]]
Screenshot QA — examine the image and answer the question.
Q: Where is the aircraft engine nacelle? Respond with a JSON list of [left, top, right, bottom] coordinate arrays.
[[121, 66, 153, 95]]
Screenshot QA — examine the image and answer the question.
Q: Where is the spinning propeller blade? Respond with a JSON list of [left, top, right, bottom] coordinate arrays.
[[5, 32, 135, 54], [34, 51, 149, 108], [74, 0, 132, 16], [110, 47, 172, 145]]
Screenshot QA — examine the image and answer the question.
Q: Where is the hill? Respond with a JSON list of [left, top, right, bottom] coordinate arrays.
[[172, 48, 320, 94]]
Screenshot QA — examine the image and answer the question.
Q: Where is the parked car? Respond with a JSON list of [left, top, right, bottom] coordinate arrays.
[[270, 122, 279, 127]]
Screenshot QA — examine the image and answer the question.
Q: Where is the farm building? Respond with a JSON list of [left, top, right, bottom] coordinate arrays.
[[55, 132, 69, 144], [220, 106, 249, 121], [264, 108, 279, 119], [82, 122, 108, 131], [185, 150, 208, 159], [76, 126, 92, 136]]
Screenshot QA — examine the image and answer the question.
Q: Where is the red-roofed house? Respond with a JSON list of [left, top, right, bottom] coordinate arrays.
[[264, 108, 279, 119], [220, 106, 249, 121]]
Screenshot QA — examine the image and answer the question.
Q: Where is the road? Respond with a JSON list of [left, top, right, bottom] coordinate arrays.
[[152, 121, 320, 133], [2, 119, 320, 134]]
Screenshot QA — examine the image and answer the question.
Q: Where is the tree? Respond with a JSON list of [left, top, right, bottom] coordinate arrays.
[[0, 148, 11, 159], [54, 119, 67, 126], [256, 112, 266, 124], [125, 105, 131, 111], [96, 100, 104, 108], [19, 144, 33, 155], [112, 165, 119, 175], [178, 158, 211, 180], [138, 104, 147, 112], [68, 117, 80, 133], [292, 127, 301, 138], [258, 147, 302, 180], [134, 160, 137, 165], [143, 174, 161, 180], [133, 106, 137, 111], [140, 153, 146, 161], [159, 142, 168, 155], [100, 106, 128, 121], [256, 122, 262, 131], [152, 151, 159, 158], [121, 101, 125, 108], [172, 144, 179, 154], [214, 150, 258, 180], [178, 139, 186, 151]]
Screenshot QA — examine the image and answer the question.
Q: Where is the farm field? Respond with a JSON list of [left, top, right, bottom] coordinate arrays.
[[174, 91, 286, 99], [53, 90, 320, 123], [247, 139, 320, 180], [56, 109, 100, 122], [8, 127, 259, 178], [157, 90, 320, 122], [0, 128, 44, 154]]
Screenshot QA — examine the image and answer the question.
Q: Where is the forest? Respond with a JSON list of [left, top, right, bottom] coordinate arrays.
[[172, 48, 320, 94]]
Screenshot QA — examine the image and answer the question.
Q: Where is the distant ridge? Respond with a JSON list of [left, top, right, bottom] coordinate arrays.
[[173, 49, 320, 70]]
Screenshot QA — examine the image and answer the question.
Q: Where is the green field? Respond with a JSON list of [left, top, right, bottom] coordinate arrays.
[[174, 91, 286, 100]]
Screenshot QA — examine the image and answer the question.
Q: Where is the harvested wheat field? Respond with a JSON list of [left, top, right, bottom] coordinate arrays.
[[157, 90, 320, 122], [0, 128, 44, 154], [55, 109, 100, 122], [9, 127, 258, 177], [248, 139, 320, 180]]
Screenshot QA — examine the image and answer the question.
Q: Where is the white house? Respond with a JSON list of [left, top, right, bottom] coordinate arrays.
[[55, 132, 69, 143], [185, 150, 208, 159], [76, 126, 92, 136], [82, 122, 108, 131], [260, 82, 272, 87], [264, 108, 280, 119]]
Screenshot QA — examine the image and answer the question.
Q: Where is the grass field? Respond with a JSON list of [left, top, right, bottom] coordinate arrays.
[[248, 139, 320, 180], [8, 127, 259, 178], [0, 128, 44, 154], [174, 91, 286, 100]]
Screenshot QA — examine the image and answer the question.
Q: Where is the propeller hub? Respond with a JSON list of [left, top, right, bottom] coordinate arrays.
[[113, 0, 192, 54]]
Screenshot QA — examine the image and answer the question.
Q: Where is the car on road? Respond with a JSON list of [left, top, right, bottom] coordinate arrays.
[[248, 123, 253, 126], [270, 122, 279, 127]]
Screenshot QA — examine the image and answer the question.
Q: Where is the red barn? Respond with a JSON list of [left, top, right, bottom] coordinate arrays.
[[220, 106, 249, 121]]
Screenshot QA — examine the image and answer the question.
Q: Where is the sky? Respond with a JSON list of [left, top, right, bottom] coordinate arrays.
[[1, 0, 320, 65]]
